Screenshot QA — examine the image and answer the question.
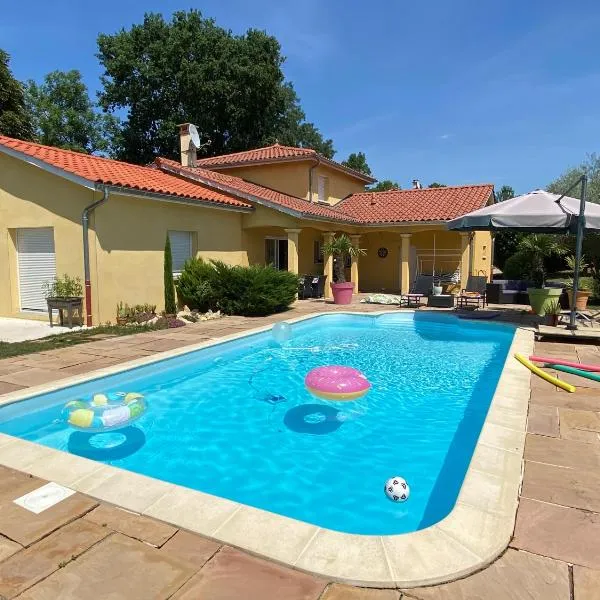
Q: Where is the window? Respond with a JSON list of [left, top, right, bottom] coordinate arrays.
[[313, 240, 324, 264], [318, 175, 328, 202], [168, 231, 193, 273], [265, 238, 288, 270]]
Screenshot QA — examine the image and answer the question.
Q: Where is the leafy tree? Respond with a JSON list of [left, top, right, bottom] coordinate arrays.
[[97, 10, 333, 163], [0, 49, 33, 140], [25, 70, 115, 153], [342, 152, 371, 175], [368, 180, 401, 192], [497, 185, 515, 202], [428, 182, 446, 188], [547, 153, 600, 204], [164, 235, 177, 315]]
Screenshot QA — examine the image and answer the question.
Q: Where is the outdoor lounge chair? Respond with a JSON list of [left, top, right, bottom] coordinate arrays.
[[400, 275, 434, 307], [457, 275, 487, 309], [298, 275, 314, 299]]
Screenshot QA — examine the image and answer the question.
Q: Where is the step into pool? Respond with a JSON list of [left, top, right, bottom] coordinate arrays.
[[0, 312, 515, 535]]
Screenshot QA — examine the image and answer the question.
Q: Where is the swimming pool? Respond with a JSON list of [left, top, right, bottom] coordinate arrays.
[[0, 312, 515, 536]]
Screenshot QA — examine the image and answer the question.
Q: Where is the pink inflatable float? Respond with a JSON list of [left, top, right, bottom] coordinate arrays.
[[305, 366, 371, 401]]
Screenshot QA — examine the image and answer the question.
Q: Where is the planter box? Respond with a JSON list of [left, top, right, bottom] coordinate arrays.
[[46, 297, 83, 328], [330, 282, 354, 305]]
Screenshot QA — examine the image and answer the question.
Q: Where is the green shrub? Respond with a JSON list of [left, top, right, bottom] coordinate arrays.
[[43, 274, 83, 298], [502, 251, 534, 280], [176, 259, 298, 316]]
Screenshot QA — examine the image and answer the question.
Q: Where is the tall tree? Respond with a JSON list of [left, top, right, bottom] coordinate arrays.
[[497, 185, 515, 201], [25, 70, 115, 153], [0, 49, 33, 140], [547, 153, 600, 204], [97, 10, 333, 163], [428, 182, 446, 188], [368, 180, 401, 192], [342, 152, 371, 175]]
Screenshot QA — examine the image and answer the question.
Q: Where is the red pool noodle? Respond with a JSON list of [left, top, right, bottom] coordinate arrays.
[[529, 355, 600, 372]]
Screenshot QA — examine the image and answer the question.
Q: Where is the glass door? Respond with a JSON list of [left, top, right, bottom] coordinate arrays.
[[265, 238, 288, 270]]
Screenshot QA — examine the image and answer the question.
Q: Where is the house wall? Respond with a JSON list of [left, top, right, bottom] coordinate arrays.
[[214, 162, 367, 205], [0, 153, 247, 324]]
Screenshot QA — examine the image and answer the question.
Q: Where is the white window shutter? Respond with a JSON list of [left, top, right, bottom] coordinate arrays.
[[17, 227, 56, 311], [168, 231, 193, 272]]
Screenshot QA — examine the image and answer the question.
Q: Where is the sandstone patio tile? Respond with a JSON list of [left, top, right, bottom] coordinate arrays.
[[559, 408, 600, 443], [0, 381, 26, 395], [171, 546, 326, 600], [0, 465, 45, 501], [557, 370, 600, 389], [136, 338, 191, 352], [84, 504, 177, 547], [321, 583, 400, 600], [524, 434, 600, 470], [531, 387, 600, 412], [159, 530, 221, 569], [573, 565, 600, 600], [16, 533, 196, 600], [59, 356, 124, 375], [512, 498, 600, 568], [0, 487, 97, 546], [17, 353, 100, 370], [0, 519, 108, 599], [576, 347, 600, 363], [527, 405, 559, 437], [0, 535, 22, 561], [76, 346, 156, 359], [0, 362, 29, 377], [407, 548, 569, 600], [0, 368, 63, 387], [521, 460, 600, 512]]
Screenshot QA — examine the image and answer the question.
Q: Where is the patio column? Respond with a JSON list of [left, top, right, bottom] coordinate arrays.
[[400, 233, 412, 294], [323, 232, 334, 299], [350, 234, 361, 292], [284, 228, 301, 275], [460, 232, 471, 290]]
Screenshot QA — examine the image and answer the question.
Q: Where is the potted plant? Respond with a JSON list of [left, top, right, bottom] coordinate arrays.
[[564, 255, 592, 311], [116, 302, 128, 325], [43, 274, 84, 328], [545, 299, 562, 327], [519, 234, 565, 316], [322, 234, 366, 304]]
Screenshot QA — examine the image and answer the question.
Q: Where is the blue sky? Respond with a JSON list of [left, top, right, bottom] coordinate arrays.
[[2, 0, 600, 193]]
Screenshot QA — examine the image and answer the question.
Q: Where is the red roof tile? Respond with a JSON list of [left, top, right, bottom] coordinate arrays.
[[336, 185, 494, 223], [156, 158, 359, 223], [0, 135, 252, 209], [195, 143, 376, 183]]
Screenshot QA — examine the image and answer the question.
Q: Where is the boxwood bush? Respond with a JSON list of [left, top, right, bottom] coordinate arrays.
[[176, 258, 298, 316]]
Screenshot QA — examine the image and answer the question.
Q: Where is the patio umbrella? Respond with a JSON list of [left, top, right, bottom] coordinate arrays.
[[447, 176, 600, 328]]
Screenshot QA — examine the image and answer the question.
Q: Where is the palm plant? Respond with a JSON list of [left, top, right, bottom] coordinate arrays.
[[321, 234, 366, 283], [518, 234, 566, 287]]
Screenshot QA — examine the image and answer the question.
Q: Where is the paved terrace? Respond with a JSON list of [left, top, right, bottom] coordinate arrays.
[[0, 300, 598, 598]]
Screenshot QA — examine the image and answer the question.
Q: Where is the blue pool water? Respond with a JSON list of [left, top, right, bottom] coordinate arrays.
[[0, 313, 514, 535]]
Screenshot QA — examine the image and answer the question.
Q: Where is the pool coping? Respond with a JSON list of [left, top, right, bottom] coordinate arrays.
[[0, 311, 534, 588]]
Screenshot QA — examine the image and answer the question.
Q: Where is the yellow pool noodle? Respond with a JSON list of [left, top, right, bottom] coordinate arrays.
[[514, 353, 576, 393]]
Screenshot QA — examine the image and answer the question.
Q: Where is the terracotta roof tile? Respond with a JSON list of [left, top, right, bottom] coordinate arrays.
[[336, 185, 494, 223], [0, 135, 252, 209], [195, 143, 376, 183], [156, 158, 358, 222]]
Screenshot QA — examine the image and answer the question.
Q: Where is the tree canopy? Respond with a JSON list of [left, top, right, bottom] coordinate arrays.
[[342, 152, 371, 175], [0, 49, 33, 140], [547, 153, 600, 204], [497, 185, 515, 202], [25, 70, 115, 154], [428, 182, 446, 188], [97, 10, 333, 164], [369, 179, 401, 192]]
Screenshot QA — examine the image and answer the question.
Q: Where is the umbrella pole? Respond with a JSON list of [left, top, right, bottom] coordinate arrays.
[[567, 174, 588, 330]]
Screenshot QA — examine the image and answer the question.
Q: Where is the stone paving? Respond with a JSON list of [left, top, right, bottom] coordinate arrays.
[[0, 299, 598, 598]]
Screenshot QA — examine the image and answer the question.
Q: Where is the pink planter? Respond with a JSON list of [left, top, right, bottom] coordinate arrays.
[[330, 282, 354, 305]]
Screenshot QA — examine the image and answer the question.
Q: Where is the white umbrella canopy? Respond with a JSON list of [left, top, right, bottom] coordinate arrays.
[[447, 189, 600, 232]]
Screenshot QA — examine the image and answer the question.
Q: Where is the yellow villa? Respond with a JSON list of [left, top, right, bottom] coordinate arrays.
[[0, 127, 494, 325]]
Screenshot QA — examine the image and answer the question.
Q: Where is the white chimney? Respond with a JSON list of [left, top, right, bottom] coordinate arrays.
[[412, 179, 422, 189], [178, 123, 197, 167]]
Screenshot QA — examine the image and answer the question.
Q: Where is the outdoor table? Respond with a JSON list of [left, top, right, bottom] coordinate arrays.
[[402, 293, 424, 308], [46, 297, 83, 329], [427, 294, 455, 308]]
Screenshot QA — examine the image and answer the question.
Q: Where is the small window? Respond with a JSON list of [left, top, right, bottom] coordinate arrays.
[[313, 240, 324, 264], [168, 231, 193, 273], [318, 176, 328, 202]]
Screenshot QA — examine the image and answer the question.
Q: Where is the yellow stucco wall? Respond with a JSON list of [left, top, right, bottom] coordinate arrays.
[[214, 161, 366, 205]]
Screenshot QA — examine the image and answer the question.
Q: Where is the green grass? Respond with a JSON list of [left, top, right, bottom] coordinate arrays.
[[0, 324, 163, 360]]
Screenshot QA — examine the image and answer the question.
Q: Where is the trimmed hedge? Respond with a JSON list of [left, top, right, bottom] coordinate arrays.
[[176, 258, 298, 316]]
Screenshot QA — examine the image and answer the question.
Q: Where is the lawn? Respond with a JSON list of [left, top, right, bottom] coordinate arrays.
[[0, 324, 162, 360]]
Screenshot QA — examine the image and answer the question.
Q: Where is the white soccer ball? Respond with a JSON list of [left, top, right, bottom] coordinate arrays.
[[384, 476, 410, 502]]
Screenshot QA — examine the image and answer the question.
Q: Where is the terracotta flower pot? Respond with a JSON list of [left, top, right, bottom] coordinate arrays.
[[330, 282, 354, 305], [567, 289, 591, 311]]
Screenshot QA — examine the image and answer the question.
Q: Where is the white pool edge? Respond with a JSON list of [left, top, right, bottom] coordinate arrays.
[[0, 311, 533, 589]]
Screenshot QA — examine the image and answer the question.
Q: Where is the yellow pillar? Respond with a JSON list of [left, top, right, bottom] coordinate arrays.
[[400, 233, 412, 294], [284, 229, 301, 275], [323, 232, 334, 299], [460, 232, 471, 290], [350, 234, 361, 293]]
